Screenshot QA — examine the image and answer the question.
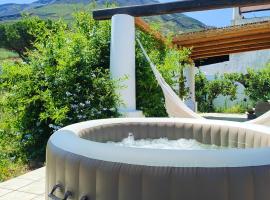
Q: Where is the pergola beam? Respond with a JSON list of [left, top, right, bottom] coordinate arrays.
[[179, 32, 270, 49], [192, 37, 270, 52], [135, 17, 166, 43], [173, 21, 270, 44], [192, 43, 270, 59], [93, 0, 270, 20]]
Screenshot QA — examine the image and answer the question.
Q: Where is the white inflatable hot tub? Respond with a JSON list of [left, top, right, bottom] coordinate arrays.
[[46, 118, 270, 200]]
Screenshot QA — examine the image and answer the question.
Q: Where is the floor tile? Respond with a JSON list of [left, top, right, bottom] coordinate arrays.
[[0, 178, 34, 190], [0, 191, 37, 200], [18, 179, 45, 195], [31, 194, 45, 200], [18, 167, 45, 181], [0, 188, 12, 197]]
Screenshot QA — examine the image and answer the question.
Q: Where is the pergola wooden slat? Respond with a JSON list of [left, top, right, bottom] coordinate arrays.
[[181, 32, 270, 49], [192, 43, 270, 59], [240, 3, 270, 12], [173, 21, 270, 44], [135, 17, 166, 43], [173, 20, 270, 60], [193, 37, 270, 52]]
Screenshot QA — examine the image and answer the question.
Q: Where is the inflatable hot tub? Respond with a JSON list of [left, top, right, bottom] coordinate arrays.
[[46, 118, 270, 200]]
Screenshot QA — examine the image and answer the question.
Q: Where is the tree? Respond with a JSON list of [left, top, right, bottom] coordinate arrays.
[[0, 12, 120, 161], [0, 16, 51, 58], [159, 46, 192, 99], [195, 71, 238, 112], [225, 64, 270, 103]]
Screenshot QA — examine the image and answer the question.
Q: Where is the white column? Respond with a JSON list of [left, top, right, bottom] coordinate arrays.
[[232, 7, 242, 25], [184, 66, 196, 111], [110, 14, 143, 117]]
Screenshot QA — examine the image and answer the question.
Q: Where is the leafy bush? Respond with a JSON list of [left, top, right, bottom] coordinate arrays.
[[0, 13, 120, 162], [135, 31, 167, 117], [0, 129, 27, 182], [195, 71, 238, 112], [195, 70, 209, 112], [136, 31, 192, 116], [225, 64, 270, 103], [0, 16, 44, 58]]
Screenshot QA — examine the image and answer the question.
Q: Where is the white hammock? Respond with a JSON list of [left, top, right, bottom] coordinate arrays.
[[137, 38, 270, 126], [137, 38, 202, 119], [246, 110, 270, 126]]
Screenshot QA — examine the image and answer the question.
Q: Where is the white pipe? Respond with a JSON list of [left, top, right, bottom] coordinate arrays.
[[110, 14, 144, 117]]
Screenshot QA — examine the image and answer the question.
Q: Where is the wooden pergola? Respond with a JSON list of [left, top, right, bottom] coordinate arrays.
[[135, 17, 270, 60], [94, 0, 270, 61], [174, 20, 270, 60]]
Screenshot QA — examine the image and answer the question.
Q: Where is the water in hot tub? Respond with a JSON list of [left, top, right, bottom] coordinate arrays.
[[108, 134, 227, 150]]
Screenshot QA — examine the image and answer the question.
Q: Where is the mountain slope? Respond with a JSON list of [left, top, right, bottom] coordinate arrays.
[[0, 0, 208, 33]]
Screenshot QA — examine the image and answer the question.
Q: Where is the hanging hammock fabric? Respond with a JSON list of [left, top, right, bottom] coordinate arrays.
[[246, 110, 270, 126], [137, 38, 270, 126], [136, 38, 202, 119]]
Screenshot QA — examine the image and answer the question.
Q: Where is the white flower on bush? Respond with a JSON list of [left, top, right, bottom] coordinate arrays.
[[65, 91, 72, 96], [49, 124, 62, 131]]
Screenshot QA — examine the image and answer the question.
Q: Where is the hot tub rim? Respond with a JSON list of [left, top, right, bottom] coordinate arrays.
[[48, 118, 270, 168]]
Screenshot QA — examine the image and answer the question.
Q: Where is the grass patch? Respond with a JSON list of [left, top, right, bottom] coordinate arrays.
[[215, 104, 247, 114], [0, 48, 19, 61]]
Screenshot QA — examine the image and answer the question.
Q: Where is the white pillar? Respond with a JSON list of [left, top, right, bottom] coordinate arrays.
[[232, 7, 242, 25], [110, 14, 143, 117], [184, 66, 196, 111]]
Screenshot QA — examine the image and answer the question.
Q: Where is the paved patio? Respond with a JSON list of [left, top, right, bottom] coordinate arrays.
[[0, 167, 45, 200]]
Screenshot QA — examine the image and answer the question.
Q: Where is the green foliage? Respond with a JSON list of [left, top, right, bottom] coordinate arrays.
[[159, 47, 192, 99], [215, 104, 247, 114], [135, 31, 167, 117], [0, 48, 19, 61], [0, 128, 27, 182], [195, 70, 209, 112], [195, 71, 238, 112], [136, 32, 192, 116], [0, 16, 52, 58], [207, 75, 237, 108], [225, 64, 270, 103], [0, 13, 120, 162], [0, 104, 28, 182]]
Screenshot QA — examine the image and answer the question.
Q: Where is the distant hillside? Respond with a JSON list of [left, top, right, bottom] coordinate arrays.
[[0, 0, 208, 34]]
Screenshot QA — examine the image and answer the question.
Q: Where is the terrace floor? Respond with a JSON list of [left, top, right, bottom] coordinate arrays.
[[0, 167, 45, 200]]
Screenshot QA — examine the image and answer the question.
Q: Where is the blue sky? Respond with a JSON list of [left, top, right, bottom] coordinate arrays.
[[185, 9, 270, 27], [0, 0, 36, 4], [1, 0, 270, 27]]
